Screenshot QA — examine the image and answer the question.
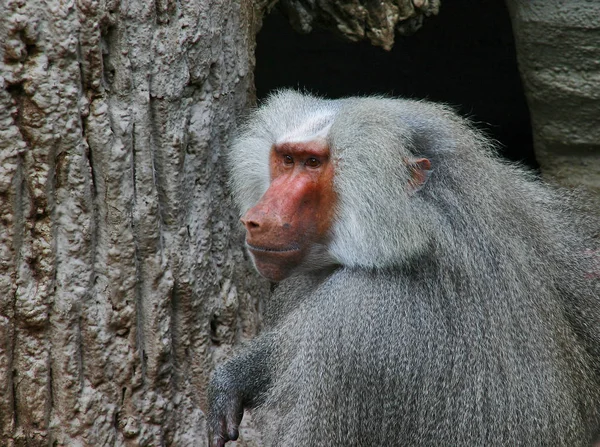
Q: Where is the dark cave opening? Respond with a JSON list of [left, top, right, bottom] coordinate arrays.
[[255, 0, 537, 169]]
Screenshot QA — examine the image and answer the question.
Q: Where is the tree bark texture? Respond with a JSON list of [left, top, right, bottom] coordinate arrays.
[[0, 0, 271, 445]]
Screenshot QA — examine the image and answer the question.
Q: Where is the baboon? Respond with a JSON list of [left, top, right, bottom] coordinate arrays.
[[207, 90, 600, 446]]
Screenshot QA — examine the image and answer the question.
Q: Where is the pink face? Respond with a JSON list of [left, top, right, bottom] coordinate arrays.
[[241, 140, 337, 281]]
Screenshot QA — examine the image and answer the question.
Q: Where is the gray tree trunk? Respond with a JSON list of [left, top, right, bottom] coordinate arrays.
[[0, 0, 271, 445]]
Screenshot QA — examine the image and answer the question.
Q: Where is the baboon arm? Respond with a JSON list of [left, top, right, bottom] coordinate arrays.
[[207, 333, 275, 446]]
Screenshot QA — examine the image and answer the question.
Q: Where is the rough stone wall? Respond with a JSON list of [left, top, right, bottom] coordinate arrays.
[[0, 0, 271, 445], [506, 0, 600, 198], [278, 0, 440, 50]]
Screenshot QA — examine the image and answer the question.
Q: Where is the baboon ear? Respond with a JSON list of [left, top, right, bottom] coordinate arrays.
[[407, 158, 432, 192]]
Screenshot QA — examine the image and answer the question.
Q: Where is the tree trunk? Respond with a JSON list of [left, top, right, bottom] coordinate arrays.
[[0, 0, 271, 445]]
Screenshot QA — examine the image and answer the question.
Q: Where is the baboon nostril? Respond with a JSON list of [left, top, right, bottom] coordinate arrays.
[[241, 217, 260, 230]]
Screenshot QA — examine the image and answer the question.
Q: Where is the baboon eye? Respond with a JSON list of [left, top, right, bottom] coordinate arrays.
[[305, 157, 321, 168], [283, 155, 294, 165]]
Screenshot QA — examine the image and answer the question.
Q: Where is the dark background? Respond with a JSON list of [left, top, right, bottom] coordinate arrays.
[[255, 0, 537, 169]]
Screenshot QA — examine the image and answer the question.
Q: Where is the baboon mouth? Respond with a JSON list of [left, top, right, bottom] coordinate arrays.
[[246, 243, 301, 253]]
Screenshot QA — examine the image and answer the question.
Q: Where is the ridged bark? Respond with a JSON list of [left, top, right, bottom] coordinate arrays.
[[0, 0, 271, 445]]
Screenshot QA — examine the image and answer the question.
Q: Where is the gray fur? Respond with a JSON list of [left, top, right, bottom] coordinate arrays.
[[209, 90, 600, 446]]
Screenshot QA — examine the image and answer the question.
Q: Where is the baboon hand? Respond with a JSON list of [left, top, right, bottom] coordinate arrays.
[[207, 375, 244, 447]]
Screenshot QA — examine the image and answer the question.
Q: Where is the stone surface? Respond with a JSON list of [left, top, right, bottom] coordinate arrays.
[[0, 0, 271, 445], [278, 0, 440, 50], [507, 0, 600, 197]]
